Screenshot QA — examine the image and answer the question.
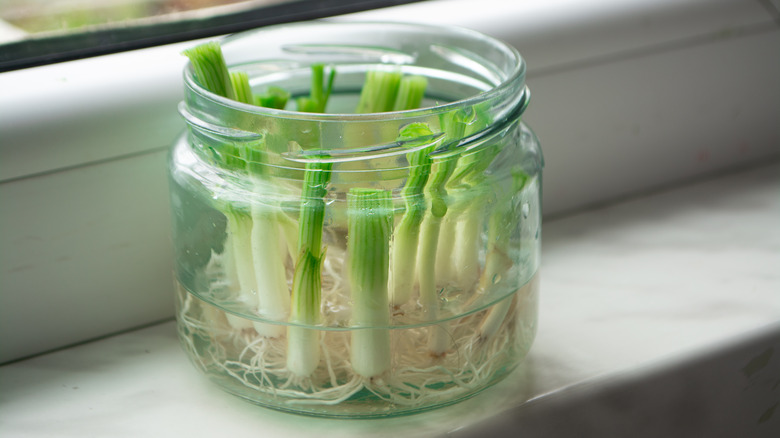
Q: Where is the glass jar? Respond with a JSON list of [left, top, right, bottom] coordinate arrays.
[[168, 21, 542, 418]]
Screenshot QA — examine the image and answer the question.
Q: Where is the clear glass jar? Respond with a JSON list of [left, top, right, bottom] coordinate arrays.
[[168, 21, 542, 418]]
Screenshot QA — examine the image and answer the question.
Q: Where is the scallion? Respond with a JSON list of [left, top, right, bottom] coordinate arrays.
[[348, 188, 393, 378], [185, 43, 291, 335], [286, 64, 336, 377], [355, 70, 402, 113], [477, 167, 530, 342], [416, 109, 470, 355], [389, 123, 437, 308]]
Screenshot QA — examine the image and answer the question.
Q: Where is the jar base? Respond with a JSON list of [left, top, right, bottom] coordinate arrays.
[[174, 277, 538, 418]]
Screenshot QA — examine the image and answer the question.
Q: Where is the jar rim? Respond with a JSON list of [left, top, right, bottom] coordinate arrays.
[[182, 20, 527, 122]]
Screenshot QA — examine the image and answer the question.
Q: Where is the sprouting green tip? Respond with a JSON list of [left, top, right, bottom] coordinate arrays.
[[230, 71, 253, 105], [355, 70, 402, 114], [398, 123, 436, 198], [422, 110, 470, 218], [182, 41, 235, 100], [393, 75, 428, 111], [310, 64, 325, 107], [296, 97, 320, 113], [256, 86, 290, 109], [297, 64, 336, 113], [446, 104, 497, 188]]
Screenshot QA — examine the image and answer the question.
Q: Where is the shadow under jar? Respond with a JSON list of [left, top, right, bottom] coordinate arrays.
[[168, 21, 543, 418]]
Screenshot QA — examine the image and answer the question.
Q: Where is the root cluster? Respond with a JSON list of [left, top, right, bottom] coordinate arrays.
[[175, 247, 528, 412]]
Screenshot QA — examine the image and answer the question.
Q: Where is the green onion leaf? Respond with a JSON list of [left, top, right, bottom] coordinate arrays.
[[355, 70, 402, 113], [182, 41, 235, 100]]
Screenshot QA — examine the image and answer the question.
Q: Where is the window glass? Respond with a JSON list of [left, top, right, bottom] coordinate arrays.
[[0, 0, 423, 71]]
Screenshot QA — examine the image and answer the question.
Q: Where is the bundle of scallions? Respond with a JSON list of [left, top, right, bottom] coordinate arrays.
[[180, 40, 526, 399]]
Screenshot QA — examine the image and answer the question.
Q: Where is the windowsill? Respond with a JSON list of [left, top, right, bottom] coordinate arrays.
[[2, 0, 779, 371], [2, 162, 777, 436]]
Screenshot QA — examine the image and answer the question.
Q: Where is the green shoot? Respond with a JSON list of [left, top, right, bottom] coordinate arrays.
[[255, 86, 291, 109], [183, 41, 235, 100], [183, 43, 254, 329], [450, 144, 501, 290], [437, 106, 498, 290], [389, 123, 437, 308], [287, 160, 332, 377], [230, 71, 253, 105], [287, 64, 336, 377], [296, 63, 336, 113], [393, 75, 427, 111], [355, 70, 402, 113], [232, 69, 292, 337], [348, 188, 393, 378], [185, 43, 292, 335], [416, 110, 470, 355]]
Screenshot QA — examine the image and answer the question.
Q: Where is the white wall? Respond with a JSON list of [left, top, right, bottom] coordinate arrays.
[[1, 0, 778, 363]]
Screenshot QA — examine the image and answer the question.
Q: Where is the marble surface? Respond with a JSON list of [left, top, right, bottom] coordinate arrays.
[[1, 162, 778, 437]]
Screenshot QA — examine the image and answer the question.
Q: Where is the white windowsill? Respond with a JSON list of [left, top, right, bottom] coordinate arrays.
[[1, 0, 779, 363], [1, 162, 777, 436]]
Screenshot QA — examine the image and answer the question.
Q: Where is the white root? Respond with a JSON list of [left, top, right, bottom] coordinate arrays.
[[175, 243, 534, 412]]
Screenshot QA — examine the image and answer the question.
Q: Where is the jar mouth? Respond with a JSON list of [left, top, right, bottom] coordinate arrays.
[[180, 20, 530, 172], [182, 20, 527, 122]]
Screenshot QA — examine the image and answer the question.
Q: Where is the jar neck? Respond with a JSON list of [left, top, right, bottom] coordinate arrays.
[[180, 21, 528, 175]]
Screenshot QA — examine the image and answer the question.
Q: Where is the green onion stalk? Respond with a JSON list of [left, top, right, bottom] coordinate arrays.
[[251, 84, 299, 262], [286, 64, 335, 377], [438, 113, 500, 291], [355, 70, 402, 113], [182, 43, 242, 314], [388, 123, 437, 308], [452, 149, 501, 290], [183, 43, 291, 334], [183, 41, 235, 100], [353, 71, 426, 147], [415, 110, 470, 356], [353, 72, 431, 310], [231, 71, 291, 337], [347, 188, 393, 378], [287, 160, 332, 377], [434, 106, 494, 291], [476, 167, 530, 343], [255, 85, 291, 110], [219, 207, 256, 330], [392, 75, 427, 112]]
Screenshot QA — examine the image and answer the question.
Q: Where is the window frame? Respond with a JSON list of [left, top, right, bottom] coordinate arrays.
[[0, 0, 425, 72]]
